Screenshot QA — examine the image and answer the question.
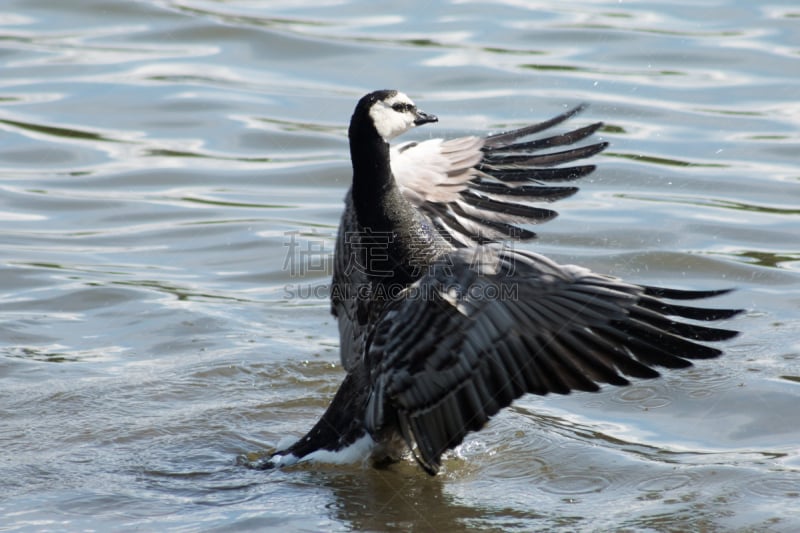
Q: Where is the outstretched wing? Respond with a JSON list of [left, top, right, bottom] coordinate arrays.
[[363, 247, 741, 475], [390, 105, 607, 247]]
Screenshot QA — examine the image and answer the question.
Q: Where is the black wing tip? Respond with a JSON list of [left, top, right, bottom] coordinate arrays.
[[642, 285, 735, 300], [484, 102, 596, 147], [584, 120, 605, 135], [640, 285, 744, 330], [548, 102, 591, 126], [565, 102, 590, 118], [697, 326, 740, 342], [468, 182, 580, 202], [705, 308, 745, 320]]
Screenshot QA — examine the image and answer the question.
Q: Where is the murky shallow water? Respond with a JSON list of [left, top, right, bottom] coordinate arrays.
[[1, 0, 799, 531]]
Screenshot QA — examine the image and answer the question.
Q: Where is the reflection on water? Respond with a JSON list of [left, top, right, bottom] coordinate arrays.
[[1, 0, 799, 531]]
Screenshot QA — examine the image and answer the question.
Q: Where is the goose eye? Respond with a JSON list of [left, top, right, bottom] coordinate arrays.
[[392, 103, 413, 113]]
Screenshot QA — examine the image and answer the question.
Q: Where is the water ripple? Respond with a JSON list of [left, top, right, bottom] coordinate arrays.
[[1, 0, 799, 531]]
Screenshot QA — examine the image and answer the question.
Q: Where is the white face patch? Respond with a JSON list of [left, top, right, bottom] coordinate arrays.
[[369, 91, 418, 141]]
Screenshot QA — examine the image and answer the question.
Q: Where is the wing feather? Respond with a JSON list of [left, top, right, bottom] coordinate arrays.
[[391, 105, 606, 246], [484, 103, 590, 147], [363, 247, 741, 473]]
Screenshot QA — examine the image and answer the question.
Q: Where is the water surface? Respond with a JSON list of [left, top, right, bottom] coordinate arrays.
[[1, 1, 799, 531]]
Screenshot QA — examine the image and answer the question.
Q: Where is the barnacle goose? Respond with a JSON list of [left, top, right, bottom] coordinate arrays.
[[247, 90, 741, 475]]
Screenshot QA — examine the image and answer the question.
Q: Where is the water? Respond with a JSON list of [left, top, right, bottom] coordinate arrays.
[[1, 0, 799, 531]]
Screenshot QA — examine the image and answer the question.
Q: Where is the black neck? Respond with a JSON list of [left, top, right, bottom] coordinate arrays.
[[347, 108, 445, 284], [348, 118, 400, 231]]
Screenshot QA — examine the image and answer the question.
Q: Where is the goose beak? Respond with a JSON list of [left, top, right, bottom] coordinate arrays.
[[414, 110, 438, 126]]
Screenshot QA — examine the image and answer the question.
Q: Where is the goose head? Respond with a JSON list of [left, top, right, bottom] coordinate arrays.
[[355, 90, 438, 142]]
